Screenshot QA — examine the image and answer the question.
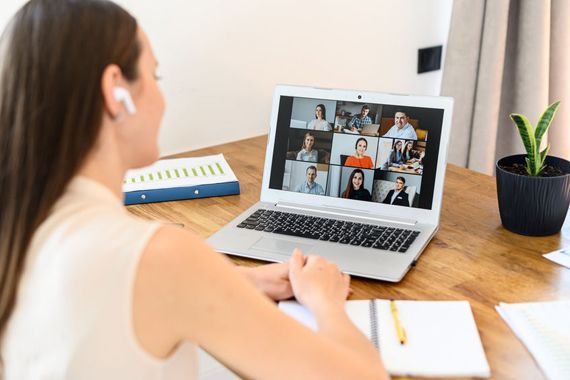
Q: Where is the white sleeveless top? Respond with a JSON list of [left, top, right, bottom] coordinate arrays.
[[1, 177, 198, 379]]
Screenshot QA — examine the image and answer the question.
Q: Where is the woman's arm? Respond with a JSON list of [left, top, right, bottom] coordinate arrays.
[[236, 263, 293, 301], [133, 225, 388, 379]]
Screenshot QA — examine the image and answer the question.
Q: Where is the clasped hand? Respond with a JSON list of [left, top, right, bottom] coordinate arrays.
[[239, 249, 351, 310]]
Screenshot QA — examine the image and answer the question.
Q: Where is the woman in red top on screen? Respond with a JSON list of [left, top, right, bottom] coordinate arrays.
[[345, 137, 374, 169]]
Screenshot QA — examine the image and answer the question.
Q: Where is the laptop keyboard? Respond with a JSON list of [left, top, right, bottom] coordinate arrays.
[[236, 209, 420, 253]]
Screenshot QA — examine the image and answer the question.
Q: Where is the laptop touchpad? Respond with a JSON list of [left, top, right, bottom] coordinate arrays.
[[250, 237, 314, 256]]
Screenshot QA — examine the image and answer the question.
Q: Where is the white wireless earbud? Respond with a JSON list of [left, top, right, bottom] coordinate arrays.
[[112, 86, 137, 115]]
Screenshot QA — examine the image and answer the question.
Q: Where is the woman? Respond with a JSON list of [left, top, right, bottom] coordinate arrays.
[[402, 140, 414, 162], [388, 139, 404, 165], [296, 132, 318, 162], [345, 137, 374, 169], [307, 104, 332, 131], [341, 169, 372, 201], [0, 1, 387, 379]]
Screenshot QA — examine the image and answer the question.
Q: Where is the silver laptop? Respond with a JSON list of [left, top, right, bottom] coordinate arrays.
[[361, 123, 380, 136], [208, 85, 453, 282]]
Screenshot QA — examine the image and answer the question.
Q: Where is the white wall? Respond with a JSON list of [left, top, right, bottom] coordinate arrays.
[[377, 138, 395, 169], [0, 0, 453, 155]]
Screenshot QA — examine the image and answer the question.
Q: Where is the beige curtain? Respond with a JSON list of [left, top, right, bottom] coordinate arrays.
[[442, 0, 570, 175]]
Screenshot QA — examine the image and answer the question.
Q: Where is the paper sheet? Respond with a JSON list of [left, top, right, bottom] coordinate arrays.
[[497, 301, 570, 380], [543, 248, 570, 269], [198, 348, 239, 380]]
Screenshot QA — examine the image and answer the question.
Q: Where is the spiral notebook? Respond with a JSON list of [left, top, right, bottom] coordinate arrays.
[[279, 300, 490, 378]]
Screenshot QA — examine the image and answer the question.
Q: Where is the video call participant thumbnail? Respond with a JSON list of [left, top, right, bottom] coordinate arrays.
[[383, 110, 417, 140], [402, 140, 414, 162], [307, 104, 332, 131], [387, 139, 404, 166], [348, 105, 372, 132], [382, 176, 410, 207], [296, 132, 318, 162], [341, 169, 371, 201], [295, 165, 325, 195], [345, 137, 374, 169]]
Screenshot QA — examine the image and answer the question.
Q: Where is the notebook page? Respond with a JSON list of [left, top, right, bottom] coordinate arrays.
[[198, 348, 239, 380], [345, 300, 374, 344], [375, 300, 490, 377], [496, 301, 570, 380], [279, 300, 490, 378], [278, 301, 319, 331], [279, 300, 378, 341]]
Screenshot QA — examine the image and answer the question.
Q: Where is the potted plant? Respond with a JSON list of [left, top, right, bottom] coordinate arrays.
[[496, 101, 570, 236]]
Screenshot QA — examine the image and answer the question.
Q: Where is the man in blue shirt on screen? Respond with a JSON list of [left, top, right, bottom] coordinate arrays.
[[348, 105, 372, 132], [295, 166, 325, 195], [383, 110, 418, 140]]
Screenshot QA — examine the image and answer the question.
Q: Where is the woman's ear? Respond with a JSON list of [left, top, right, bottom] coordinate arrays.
[[101, 64, 123, 119]]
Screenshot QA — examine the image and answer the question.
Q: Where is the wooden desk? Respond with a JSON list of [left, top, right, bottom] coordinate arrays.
[[128, 136, 570, 379]]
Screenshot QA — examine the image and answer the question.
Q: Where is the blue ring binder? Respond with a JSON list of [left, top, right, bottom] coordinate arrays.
[[124, 181, 240, 205]]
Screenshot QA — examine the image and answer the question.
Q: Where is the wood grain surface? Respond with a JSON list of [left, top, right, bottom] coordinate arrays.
[[127, 135, 570, 380]]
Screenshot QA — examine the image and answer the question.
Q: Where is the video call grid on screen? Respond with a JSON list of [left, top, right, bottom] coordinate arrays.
[[269, 96, 444, 210]]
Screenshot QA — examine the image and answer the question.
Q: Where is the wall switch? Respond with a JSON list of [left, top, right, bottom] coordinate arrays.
[[417, 45, 442, 74]]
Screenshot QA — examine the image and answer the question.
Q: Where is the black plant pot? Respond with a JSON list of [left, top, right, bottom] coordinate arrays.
[[496, 155, 570, 236]]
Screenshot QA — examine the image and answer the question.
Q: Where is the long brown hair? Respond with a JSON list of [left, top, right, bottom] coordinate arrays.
[[402, 140, 413, 156], [301, 132, 315, 151], [0, 0, 140, 339], [341, 169, 365, 198]]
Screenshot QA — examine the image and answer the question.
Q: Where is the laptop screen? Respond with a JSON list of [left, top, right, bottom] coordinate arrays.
[[268, 96, 445, 210]]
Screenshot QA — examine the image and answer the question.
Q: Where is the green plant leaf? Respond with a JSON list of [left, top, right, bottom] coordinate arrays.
[[510, 113, 537, 173], [535, 101, 561, 147], [524, 156, 532, 175], [540, 144, 550, 163], [537, 144, 551, 175], [534, 142, 541, 176]]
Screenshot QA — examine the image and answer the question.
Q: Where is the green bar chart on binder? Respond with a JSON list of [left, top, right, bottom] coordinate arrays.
[[123, 154, 238, 193]]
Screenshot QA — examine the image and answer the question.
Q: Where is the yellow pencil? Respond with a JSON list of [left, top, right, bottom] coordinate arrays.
[[390, 300, 407, 345]]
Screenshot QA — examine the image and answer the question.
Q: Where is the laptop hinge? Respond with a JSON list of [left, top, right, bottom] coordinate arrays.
[[275, 202, 417, 226]]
